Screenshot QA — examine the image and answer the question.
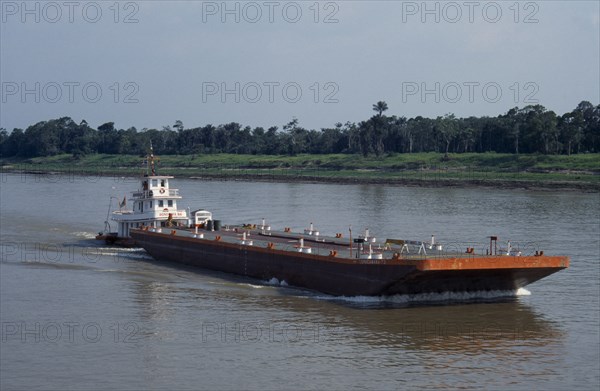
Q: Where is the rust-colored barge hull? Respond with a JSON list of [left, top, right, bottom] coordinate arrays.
[[130, 229, 569, 297]]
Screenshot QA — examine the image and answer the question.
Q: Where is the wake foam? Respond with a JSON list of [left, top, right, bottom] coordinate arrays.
[[84, 247, 153, 261], [516, 287, 531, 296], [92, 247, 143, 252], [71, 231, 97, 239], [265, 277, 289, 286], [315, 288, 531, 305]]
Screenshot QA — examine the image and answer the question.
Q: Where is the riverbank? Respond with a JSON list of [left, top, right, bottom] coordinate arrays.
[[2, 153, 599, 191]]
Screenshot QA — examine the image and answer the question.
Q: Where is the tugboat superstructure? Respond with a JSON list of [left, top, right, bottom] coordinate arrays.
[[97, 146, 190, 245], [112, 174, 188, 238]]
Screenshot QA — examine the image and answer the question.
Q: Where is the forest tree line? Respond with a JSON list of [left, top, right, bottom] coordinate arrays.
[[1, 101, 599, 159]]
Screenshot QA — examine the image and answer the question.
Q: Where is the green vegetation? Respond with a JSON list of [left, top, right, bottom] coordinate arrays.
[[3, 153, 598, 190], [1, 101, 599, 159], [2, 100, 598, 189]]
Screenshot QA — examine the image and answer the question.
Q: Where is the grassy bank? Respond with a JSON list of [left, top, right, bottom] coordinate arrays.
[[2, 153, 599, 190]]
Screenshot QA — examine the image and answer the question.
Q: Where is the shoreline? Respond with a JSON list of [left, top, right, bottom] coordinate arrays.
[[190, 174, 600, 192], [3, 167, 598, 192], [3, 152, 598, 192]]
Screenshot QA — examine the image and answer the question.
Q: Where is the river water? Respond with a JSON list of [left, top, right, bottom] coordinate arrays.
[[1, 172, 598, 390]]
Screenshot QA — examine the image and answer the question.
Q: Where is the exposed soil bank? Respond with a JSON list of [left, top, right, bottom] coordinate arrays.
[[4, 167, 598, 192]]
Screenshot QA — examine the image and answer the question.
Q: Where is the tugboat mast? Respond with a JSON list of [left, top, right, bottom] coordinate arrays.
[[147, 142, 156, 176]]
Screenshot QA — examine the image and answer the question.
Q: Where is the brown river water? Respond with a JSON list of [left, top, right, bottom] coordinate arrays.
[[1, 173, 598, 390]]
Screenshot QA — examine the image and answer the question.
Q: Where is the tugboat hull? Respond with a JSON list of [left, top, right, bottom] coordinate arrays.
[[95, 233, 136, 247]]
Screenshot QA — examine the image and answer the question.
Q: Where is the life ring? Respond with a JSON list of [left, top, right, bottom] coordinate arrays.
[[159, 188, 165, 194]]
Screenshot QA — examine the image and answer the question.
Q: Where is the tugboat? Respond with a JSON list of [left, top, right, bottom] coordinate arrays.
[[96, 146, 209, 246]]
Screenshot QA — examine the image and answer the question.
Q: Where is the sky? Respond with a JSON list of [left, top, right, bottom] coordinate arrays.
[[1, 0, 599, 132]]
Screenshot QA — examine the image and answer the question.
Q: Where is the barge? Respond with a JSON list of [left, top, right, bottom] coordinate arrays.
[[130, 225, 568, 297]]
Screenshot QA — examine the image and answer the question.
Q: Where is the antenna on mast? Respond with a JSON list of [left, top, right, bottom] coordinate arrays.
[[149, 141, 156, 176]]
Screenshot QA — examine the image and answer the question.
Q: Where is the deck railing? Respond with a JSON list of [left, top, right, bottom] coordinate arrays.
[[168, 228, 542, 261]]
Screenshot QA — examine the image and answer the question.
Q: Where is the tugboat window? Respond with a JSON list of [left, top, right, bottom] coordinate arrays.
[[161, 179, 165, 187], [152, 179, 158, 187], [168, 200, 173, 207], [159, 200, 164, 207]]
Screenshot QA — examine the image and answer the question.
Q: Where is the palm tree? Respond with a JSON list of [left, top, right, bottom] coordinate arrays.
[[372, 101, 388, 116], [368, 102, 389, 156], [173, 120, 184, 132]]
